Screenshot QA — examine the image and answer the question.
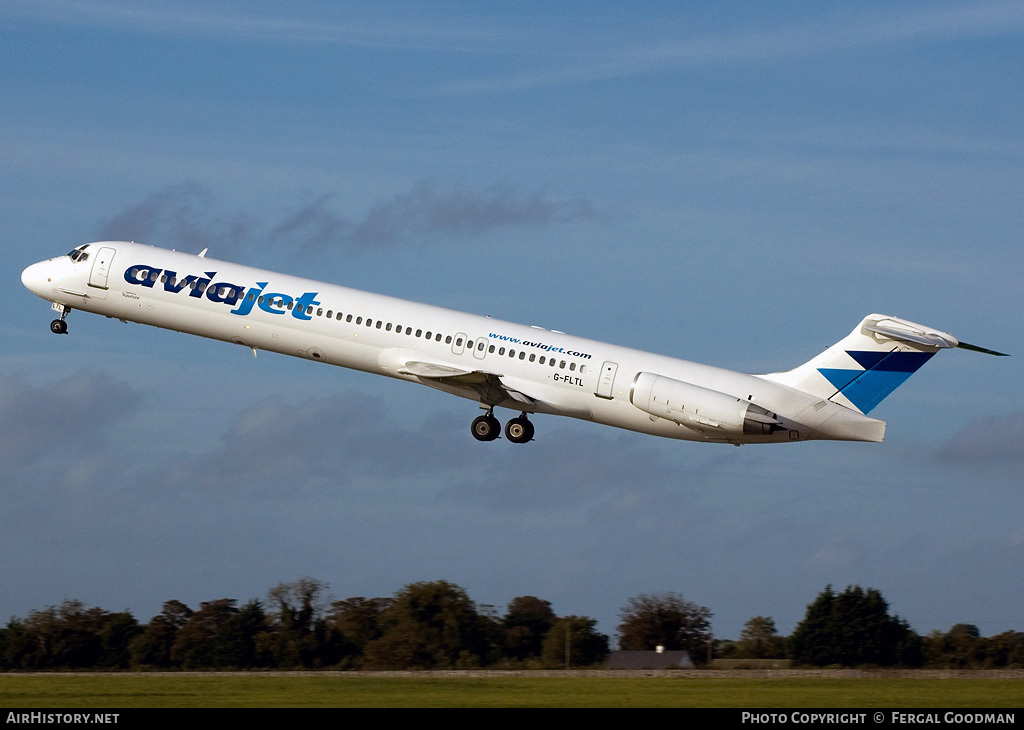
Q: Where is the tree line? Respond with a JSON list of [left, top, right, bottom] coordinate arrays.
[[0, 579, 609, 671], [1, 580, 1020, 670], [721, 585, 1024, 669]]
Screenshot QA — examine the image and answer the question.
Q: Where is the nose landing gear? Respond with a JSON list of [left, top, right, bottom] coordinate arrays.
[[50, 305, 70, 334]]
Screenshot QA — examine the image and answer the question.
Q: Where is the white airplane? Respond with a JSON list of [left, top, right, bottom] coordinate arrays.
[[22, 241, 1006, 445]]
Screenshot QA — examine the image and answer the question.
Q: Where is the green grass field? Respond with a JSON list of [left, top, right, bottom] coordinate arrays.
[[1, 674, 1022, 708]]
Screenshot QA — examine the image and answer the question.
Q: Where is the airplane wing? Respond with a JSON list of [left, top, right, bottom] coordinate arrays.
[[397, 360, 539, 408]]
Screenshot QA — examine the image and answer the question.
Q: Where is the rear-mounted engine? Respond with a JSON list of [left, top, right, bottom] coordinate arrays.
[[629, 372, 782, 436]]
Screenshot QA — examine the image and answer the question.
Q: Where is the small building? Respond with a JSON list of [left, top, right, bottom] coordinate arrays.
[[605, 648, 695, 669]]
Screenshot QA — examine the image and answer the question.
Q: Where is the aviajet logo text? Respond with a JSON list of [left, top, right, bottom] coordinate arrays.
[[123, 264, 320, 320]]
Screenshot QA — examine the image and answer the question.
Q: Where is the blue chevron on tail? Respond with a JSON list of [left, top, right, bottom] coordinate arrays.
[[818, 349, 935, 414]]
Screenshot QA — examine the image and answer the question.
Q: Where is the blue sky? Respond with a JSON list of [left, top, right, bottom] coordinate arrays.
[[3, 1, 1022, 643]]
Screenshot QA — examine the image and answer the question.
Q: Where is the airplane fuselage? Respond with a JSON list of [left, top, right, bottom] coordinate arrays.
[[24, 241, 939, 445]]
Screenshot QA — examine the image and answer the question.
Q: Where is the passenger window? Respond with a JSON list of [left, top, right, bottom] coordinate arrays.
[[386, 323, 392, 331], [376, 321, 382, 329], [519, 352, 526, 360], [529, 354, 536, 362], [416, 329, 422, 337], [425, 331, 432, 339], [560, 360, 566, 368], [356, 317, 362, 325], [346, 314, 353, 323], [569, 362, 576, 371], [445, 336, 452, 344], [540, 356, 546, 365]]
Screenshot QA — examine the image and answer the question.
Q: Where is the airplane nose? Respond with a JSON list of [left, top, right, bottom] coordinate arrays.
[[21, 261, 53, 297]]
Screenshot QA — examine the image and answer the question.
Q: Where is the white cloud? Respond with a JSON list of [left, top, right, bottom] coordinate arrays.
[[100, 181, 598, 258]]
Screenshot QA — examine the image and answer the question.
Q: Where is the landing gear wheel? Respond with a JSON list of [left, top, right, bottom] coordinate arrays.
[[505, 416, 534, 444], [471, 414, 500, 442], [50, 319, 68, 335]]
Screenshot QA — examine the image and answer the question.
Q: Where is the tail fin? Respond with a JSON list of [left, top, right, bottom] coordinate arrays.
[[761, 314, 1007, 414]]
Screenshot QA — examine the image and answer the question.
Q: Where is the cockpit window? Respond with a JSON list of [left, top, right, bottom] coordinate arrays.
[[66, 245, 90, 263]]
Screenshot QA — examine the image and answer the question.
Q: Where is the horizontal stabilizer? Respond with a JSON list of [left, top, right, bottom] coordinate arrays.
[[956, 341, 1009, 357], [863, 320, 958, 349]]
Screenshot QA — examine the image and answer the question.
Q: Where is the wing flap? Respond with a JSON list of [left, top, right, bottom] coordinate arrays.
[[398, 361, 477, 379]]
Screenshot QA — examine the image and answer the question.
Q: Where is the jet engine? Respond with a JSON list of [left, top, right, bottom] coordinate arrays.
[[629, 372, 782, 436]]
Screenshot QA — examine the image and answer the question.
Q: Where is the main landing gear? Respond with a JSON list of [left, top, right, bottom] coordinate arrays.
[[471, 409, 534, 444], [50, 305, 70, 335], [504, 415, 534, 444]]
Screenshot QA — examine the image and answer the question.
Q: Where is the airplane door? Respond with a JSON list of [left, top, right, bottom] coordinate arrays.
[[452, 332, 467, 356], [473, 336, 488, 360], [595, 361, 618, 399], [88, 246, 116, 289]]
